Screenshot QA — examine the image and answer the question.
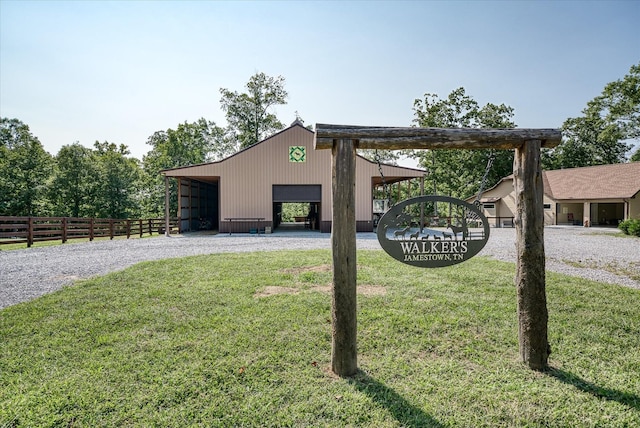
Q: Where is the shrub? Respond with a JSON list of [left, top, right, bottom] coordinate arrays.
[[618, 218, 640, 236]]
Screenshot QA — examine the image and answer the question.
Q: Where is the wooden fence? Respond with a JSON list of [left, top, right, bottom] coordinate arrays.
[[0, 216, 179, 247]]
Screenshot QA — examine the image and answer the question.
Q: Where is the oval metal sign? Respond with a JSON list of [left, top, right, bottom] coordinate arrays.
[[377, 195, 490, 268]]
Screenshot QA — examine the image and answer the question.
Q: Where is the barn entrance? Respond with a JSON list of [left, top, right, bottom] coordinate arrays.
[[178, 178, 219, 232], [272, 185, 321, 231]]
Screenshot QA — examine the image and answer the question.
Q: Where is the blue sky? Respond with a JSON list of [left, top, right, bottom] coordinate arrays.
[[1, 0, 638, 160]]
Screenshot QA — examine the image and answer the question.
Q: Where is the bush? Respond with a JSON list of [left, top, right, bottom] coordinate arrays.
[[618, 218, 640, 236]]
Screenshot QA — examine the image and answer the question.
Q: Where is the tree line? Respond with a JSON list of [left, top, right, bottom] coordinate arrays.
[[2, 65, 638, 218]]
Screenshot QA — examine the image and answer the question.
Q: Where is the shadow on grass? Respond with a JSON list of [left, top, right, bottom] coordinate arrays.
[[547, 367, 639, 410], [348, 370, 444, 428]]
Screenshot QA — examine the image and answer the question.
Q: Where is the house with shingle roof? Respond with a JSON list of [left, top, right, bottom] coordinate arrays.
[[471, 162, 640, 227]]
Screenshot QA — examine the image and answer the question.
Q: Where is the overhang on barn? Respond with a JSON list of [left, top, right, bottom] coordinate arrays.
[[471, 162, 640, 227], [161, 122, 425, 233]]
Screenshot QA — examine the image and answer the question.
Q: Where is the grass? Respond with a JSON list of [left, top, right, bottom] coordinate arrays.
[[1, 250, 639, 427], [562, 258, 640, 282], [0, 233, 160, 251]]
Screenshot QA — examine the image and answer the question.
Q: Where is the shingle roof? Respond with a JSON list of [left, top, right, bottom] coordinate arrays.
[[543, 163, 640, 200]]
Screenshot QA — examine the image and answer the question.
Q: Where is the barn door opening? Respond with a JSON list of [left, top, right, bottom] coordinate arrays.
[[272, 185, 321, 231]]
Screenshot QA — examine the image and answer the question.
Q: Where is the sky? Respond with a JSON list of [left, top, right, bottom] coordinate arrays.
[[1, 0, 639, 161]]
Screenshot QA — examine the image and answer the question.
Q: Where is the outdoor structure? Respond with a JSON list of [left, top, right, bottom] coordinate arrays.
[[161, 121, 424, 234], [314, 124, 562, 376], [473, 162, 640, 227]]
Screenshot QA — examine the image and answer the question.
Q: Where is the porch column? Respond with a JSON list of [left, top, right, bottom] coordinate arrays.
[[583, 202, 590, 227]]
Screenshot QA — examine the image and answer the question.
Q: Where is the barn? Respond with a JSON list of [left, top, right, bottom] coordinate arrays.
[[161, 121, 425, 233]]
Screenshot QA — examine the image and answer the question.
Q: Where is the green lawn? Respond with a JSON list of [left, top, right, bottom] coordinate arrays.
[[1, 250, 638, 427], [0, 232, 159, 251]]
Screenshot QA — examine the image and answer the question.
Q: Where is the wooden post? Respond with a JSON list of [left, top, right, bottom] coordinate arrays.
[[27, 217, 33, 248], [331, 139, 358, 377], [165, 175, 171, 237], [61, 217, 67, 244], [514, 140, 550, 370]]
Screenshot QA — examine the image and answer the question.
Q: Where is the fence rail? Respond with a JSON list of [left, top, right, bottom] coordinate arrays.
[[0, 216, 179, 247]]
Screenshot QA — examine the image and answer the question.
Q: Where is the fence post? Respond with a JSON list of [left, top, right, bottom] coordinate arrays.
[[62, 217, 67, 243], [126, 220, 131, 239], [89, 218, 94, 241], [109, 219, 114, 240], [27, 217, 33, 248]]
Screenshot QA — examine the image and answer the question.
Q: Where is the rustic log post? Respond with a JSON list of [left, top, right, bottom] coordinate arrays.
[[331, 138, 358, 377], [89, 218, 94, 241], [514, 139, 550, 370], [165, 175, 171, 237], [139, 219, 143, 238], [109, 219, 114, 240]]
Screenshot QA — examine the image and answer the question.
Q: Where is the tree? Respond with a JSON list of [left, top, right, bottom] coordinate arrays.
[[141, 119, 229, 217], [220, 72, 288, 149], [410, 88, 516, 199], [48, 143, 98, 217], [92, 141, 142, 219], [543, 63, 639, 169], [0, 118, 53, 216], [631, 145, 640, 162]]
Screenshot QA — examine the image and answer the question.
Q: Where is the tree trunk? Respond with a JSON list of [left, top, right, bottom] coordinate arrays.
[[514, 140, 550, 370], [331, 138, 358, 377]]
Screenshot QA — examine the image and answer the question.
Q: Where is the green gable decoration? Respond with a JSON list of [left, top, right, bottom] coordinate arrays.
[[289, 146, 306, 162]]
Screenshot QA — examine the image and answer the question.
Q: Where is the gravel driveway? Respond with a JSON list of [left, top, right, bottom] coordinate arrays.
[[1, 227, 638, 309]]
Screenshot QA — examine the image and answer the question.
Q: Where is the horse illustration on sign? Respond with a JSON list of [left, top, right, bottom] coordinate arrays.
[[376, 195, 490, 268]]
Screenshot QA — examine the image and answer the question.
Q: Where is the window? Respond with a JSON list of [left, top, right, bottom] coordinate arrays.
[[543, 204, 551, 210], [483, 203, 495, 209]]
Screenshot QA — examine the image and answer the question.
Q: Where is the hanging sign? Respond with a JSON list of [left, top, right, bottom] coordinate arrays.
[[377, 195, 490, 268]]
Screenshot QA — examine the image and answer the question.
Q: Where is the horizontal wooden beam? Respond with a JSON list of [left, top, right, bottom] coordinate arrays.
[[314, 124, 562, 150]]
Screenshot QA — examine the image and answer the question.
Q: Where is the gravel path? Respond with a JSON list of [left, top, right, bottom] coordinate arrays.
[[1, 227, 638, 309]]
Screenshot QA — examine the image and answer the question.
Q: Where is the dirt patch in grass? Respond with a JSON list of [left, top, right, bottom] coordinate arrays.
[[280, 265, 332, 275], [254, 283, 387, 298], [308, 283, 386, 296], [254, 286, 300, 298]]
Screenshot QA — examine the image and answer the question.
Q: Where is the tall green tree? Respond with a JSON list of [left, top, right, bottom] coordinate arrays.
[[410, 88, 516, 199], [141, 119, 229, 217], [48, 143, 98, 217], [93, 141, 142, 219], [0, 118, 53, 216], [220, 72, 288, 149], [543, 63, 639, 169]]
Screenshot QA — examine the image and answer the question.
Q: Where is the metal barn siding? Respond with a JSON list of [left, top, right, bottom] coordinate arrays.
[[163, 123, 425, 233]]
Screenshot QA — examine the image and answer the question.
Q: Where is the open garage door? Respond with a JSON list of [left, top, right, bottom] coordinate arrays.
[[273, 185, 321, 202]]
